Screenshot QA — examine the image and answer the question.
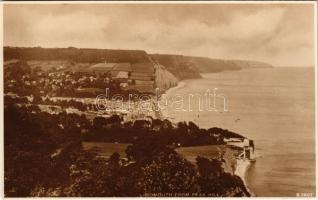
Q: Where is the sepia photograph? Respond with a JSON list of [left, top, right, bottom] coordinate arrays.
[[1, 1, 317, 197]]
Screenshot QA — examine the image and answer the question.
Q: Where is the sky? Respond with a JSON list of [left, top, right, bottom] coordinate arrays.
[[3, 3, 316, 66]]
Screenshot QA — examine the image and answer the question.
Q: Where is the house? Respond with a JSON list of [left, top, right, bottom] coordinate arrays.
[[224, 138, 243, 143], [232, 138, 255, 161], [120, 82, 128, 88], [115, 71, 129, 79]]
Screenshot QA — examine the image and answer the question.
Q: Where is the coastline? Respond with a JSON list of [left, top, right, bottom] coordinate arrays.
[[164, 81, 186, 97], [235, 159, 255, 197], [159, 81, 186, 121], [160, 81, 255, 197]]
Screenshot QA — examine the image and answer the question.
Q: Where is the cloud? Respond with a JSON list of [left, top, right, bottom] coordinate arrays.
[[3, 3, 315, 66], [218, 8, 285, 41], [31, 12, 108, 47]]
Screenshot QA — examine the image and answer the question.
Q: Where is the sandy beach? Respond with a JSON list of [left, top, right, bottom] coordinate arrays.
[[164, 81, 186, 97], [159, 81, 186, 121]]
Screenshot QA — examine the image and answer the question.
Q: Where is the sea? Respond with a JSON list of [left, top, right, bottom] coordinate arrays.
[[163, 67, 315, 197]]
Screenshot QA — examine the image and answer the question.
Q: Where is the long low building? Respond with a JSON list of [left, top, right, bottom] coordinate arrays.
[[130, 76, 154, 81], [135, 80, 154, 85], [130, 72, 154, 76]]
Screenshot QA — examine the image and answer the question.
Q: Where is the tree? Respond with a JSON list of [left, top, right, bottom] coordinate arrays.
[[195, 156, 249, 197], [125, 136, 167, 164], [66, 150, 115, 197], [4, 105, 56, 197], [142, 150, 198, 196]]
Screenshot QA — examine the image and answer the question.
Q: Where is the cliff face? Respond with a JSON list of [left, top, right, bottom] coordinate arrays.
[[151, 54, 202, 80], [154, 63, 178, 92]]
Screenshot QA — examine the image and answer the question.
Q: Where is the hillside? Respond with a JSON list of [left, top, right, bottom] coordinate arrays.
[[150, 54, 202, 80], [4, 47, 180, 93], [4, 47, 272, 86], [151, 54, 272, 79], [154, 64, 178, 92], [184, 56, 272, 73], [4, 47, 151, 64]]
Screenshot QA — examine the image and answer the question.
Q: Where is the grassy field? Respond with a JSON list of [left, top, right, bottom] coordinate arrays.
[[82, 142, 130, 158], [82, 142, 236, 174], [175, 145, 227, 163], [82, 143, 228, 162]]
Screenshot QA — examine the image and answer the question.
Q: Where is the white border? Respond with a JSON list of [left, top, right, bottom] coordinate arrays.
[[1, 2, 4, 199], [1, 0, 317, 4], [0, 1, 317, 199], [314, 0, 317, 197]]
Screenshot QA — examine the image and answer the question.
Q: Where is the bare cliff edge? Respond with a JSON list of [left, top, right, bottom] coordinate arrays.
[[4, 47, 272, 91]]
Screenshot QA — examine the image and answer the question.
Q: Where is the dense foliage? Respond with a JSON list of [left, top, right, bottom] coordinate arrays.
[[4, 104, 249, 197], [4, 47, 150, 64]]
